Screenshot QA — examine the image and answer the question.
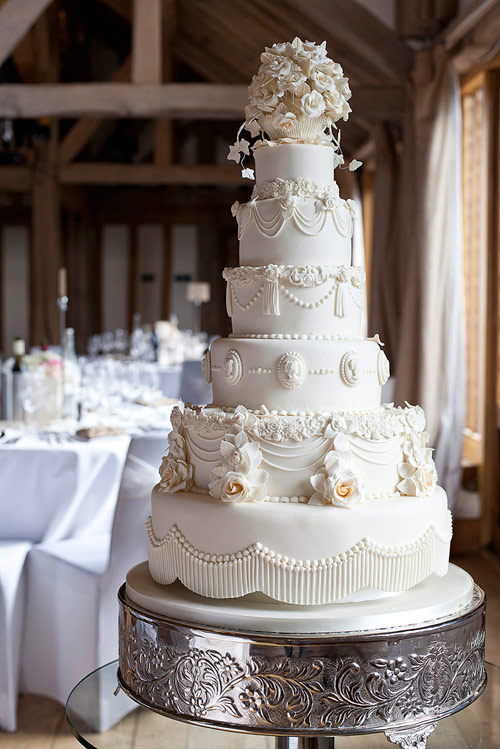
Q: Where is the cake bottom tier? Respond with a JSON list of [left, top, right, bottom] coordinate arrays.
[[148, 486, 452, 605]]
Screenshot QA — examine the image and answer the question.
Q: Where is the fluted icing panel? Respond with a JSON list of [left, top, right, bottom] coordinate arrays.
[[147, 516, 452, 605]]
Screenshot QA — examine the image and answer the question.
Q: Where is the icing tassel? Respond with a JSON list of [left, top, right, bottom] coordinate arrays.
[[263, 277, 280, 316], [226, 281, 233, 317], [335, 280, 346, 317]]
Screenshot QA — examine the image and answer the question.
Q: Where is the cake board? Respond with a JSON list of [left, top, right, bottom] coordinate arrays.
[[118, 563, 486, 748]]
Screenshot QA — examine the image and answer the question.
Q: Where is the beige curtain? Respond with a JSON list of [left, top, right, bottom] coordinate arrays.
[[369, 123, 402, 367], [371, 45, 465, 505]]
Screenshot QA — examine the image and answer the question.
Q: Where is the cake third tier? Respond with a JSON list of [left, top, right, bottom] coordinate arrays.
[[208, 336, 387, 411]]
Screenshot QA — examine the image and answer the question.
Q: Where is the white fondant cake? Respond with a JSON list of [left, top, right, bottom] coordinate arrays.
[[146, 37, 452, 605]]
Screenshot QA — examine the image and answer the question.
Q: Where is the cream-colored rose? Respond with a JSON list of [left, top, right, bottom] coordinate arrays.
[[416, 462, 437, 495], [268, 55, 294, 78], [300, 90, 325, 118], [272, 110, 297, 132], [159, 457, 193, 493], [311, 69, 334, 93], [324, 470, 364, 507], [220, 472, 250, 503], [310, 466, 364, 508]]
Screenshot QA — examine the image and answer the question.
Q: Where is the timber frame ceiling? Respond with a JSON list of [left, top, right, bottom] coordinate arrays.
[[0, 0, 461, 185]]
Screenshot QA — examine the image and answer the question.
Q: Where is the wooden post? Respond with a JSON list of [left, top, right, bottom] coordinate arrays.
[[481, 69, 500, 550], [127, 223, 138, 331], [31, 133, 61, 345], [161, 222, 172, 319], [132, 0, 162, 84]]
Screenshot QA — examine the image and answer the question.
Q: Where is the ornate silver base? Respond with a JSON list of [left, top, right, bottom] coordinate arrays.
[[118, 579, 486, 748]]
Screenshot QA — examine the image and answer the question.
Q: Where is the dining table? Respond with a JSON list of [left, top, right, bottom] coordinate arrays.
[[0, 402, 174, 544]]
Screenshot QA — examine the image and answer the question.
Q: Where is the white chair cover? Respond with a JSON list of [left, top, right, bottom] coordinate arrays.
[[21, 436, 163, 719], [180, 359, 212, 405], [0, 541, 32, 732]]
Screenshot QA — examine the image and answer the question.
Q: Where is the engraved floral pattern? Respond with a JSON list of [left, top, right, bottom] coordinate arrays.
[[119, 597, 485, 734]]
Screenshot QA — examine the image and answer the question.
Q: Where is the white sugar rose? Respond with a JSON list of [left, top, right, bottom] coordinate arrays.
[[416, 462, 438, 495], [300, 90, 325, 118], [397, 453, 437, 498], [220, 431, 262, 474], [310, 467, 364, 508], [324, 89, 351, 122], [325, 470, 364, 507], [271, 109, 297, 132], [405, 404, 426, 432], [166, 431, 186, 461], [267, 55, 294, 78], [159, 457, 193, 493], [311, 69, 334, 93], [220, 472, 252, 503], [278, 195, 296, 218]]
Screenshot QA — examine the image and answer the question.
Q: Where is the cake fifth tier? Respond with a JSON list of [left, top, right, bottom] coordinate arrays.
[[236, 144, 354, 267], [208, 336, 385, 412]]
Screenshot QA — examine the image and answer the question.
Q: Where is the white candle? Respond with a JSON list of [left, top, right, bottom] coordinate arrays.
[[58, 267, 67, 298]]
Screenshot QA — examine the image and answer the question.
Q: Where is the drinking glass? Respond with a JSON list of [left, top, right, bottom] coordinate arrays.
[[18, 369, 48, 433]]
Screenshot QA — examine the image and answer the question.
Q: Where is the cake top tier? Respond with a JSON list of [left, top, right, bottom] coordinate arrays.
[[245, 38, 352, 142], [227, 39, 362, 181]]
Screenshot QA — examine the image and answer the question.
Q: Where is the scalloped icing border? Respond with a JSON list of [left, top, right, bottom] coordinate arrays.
[[146, 513, 453, 605]]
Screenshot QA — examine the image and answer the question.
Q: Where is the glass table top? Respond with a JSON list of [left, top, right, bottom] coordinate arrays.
[[66, 660, 499, 748]]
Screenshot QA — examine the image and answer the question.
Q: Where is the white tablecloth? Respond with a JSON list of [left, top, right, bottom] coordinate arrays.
[[0, 435, 131, 543]]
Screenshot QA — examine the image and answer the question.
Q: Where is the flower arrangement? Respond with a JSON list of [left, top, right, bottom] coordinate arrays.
[[309, 431, 365, 508], [397, 430, 437, 497], [158, 414, 193, 493], [227, 38, 362, 179], [209, 427, 268, 503], [246, 38, 351, 136]]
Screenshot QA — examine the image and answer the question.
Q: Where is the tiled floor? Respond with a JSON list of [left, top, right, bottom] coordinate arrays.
[[2, 552, 499, 748]]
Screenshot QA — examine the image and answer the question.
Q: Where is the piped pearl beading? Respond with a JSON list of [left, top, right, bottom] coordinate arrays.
[[147, 515, 453, 605], [229, 333, 364, 340]]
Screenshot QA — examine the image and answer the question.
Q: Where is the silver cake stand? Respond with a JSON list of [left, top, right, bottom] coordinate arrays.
[[118, 563, 486, 748]]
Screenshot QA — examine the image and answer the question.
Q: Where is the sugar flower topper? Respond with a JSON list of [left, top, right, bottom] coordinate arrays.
[[227, 38, 361, 179]]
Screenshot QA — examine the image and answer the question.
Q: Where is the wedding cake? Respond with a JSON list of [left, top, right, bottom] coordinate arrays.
[[147, 38, 452, 606]]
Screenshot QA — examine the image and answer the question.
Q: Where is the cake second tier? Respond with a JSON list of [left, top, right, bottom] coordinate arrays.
[[206, 335, 388, 411]]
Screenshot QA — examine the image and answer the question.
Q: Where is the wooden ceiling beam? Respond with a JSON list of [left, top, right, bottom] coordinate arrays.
[[59, 57, 132, 165], [0, 82, 403, 120], [0, 165, 31, 191], [97, 0, 131, 23], [59, 163, 246, 186], [0, 83, 248, 118], [0, 0, 54, 68], [282, 0, 413, 83]]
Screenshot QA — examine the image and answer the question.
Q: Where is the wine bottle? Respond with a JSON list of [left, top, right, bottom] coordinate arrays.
[[11, 337, 26, 422], [62, 328, 80, 419]]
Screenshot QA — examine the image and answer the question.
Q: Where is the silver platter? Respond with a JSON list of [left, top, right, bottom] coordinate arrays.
[[118, 581, 486, 748]]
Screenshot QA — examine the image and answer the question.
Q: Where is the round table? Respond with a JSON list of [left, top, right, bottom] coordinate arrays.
[[66, 660, 498, 748]]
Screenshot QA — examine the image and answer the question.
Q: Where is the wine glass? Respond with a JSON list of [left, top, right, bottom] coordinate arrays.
[[18, 369, 48, 434]]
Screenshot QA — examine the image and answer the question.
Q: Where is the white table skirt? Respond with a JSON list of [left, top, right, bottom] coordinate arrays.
[[0, 435, 131, 543]]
